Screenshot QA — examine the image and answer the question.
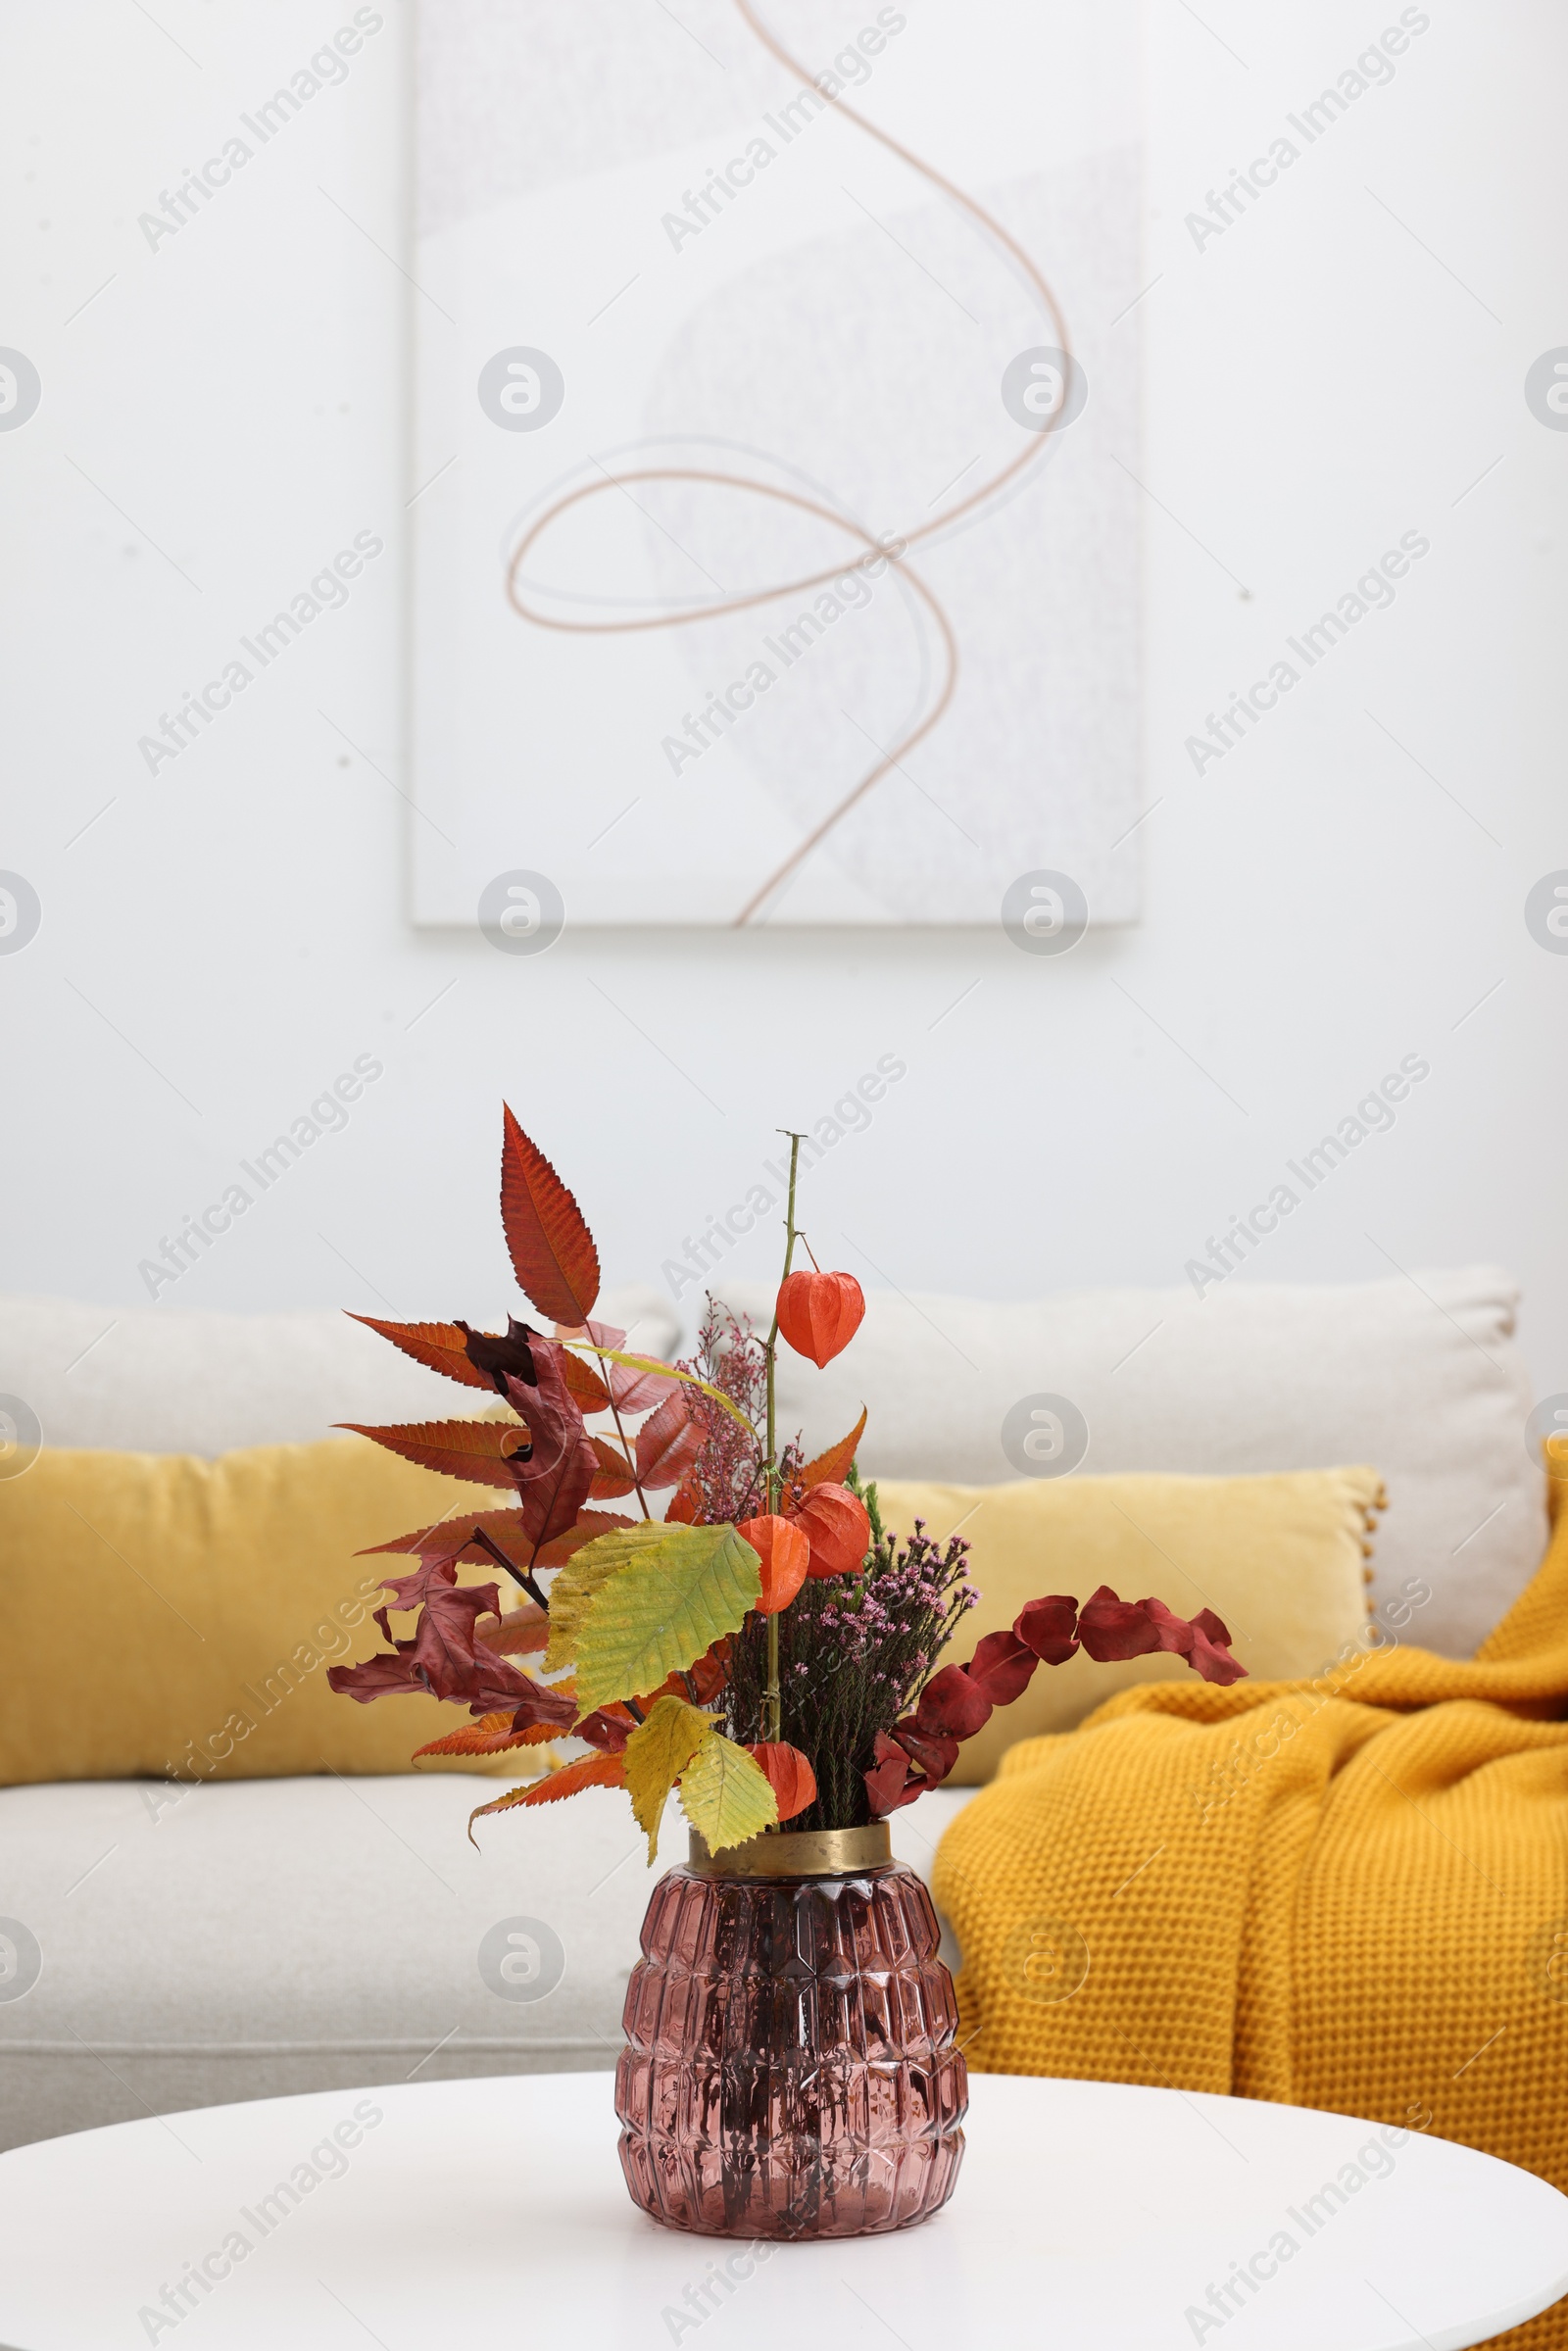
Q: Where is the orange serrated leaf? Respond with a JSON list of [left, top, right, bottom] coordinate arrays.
[[560, 1350, 612, 1414], [589, 1436, 638, 1498], [413, 1712, 561, 1758], [500, 1107, 601, 1325], [533, 1509, 635, 1566], [337, 1418, 525, 1489], [347, 1314, 493, 1391], [360, 1506, 531, 1564], [798, 1408, 867, 1494], [468, 1750, 626, 1835], [480, 1604, 550, 1655]]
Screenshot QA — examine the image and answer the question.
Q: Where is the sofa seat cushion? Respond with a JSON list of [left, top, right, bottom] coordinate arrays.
[[0, 1777, 973, 2151]]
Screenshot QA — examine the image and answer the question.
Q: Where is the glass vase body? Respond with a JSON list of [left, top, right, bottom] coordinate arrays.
[[614, 1830, 967, 2239]]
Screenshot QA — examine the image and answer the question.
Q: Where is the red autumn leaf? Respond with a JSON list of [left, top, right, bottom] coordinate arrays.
[[412, 1710, 561, 1758], [373, 1556, 490, 1616], [559, 1350, 612, 1414], [1015, 1593, 1082, 1666], [479, 1603, 550, 1655], [362, 1506, 632, 1576], [964, 1629, 1040, 1708], [533, 1510, 635, 1565], [337, 1417, 526, 1489], [635, 1392, 704, 1491], [574, 1706, 636, 1754], [562, 1321, 683, 1412], [588, 1436, 638, 1498], [466, 1645, 574, 1721], [514, 1751, 627, 1806], [327, 1647, 428, 1704], [796, 1408, 867, 1494], [500, 1107, 601, 1325], [736, 1514, 808, 1614], [635, 1641, 733, 1712], [495, 1339, 601, 1548], [775, 1269, 864, 1367], [361, 1507, 532, 1566], [398, 1577, 505, 1701], [664, 1476, 703, 1525], [912, 1662, 993, 1743], [791, 1482, 870, 1579], [348, 1315, 492, 1390], [748, 1742, 817, 1821]]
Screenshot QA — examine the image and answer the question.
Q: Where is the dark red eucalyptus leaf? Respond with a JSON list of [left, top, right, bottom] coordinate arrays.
[[911, 1662, 993, 1743], [635, 1391, 704, 1491], [348, 1315, 492, 1390], [964, 1629, 1040, 1707], [1076, 1585, 1167, 1662], [500, 1108, 601, 1325], [892, 1721, 959, 1785], [1015, 1593, 1082, 1666], [864, 1731, 920, 1816]]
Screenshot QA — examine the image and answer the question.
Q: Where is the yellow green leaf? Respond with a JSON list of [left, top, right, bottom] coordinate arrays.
[[559, 1523, 761, 1708], [678, 1731, 778, 1855], [622, 1696, 714, 1864], [544, 1535, 640, 1674], [560, 1344, 754, 1433]]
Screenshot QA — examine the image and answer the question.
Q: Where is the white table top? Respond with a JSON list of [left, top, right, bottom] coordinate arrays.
[[0, 2070, 1564, 2350]]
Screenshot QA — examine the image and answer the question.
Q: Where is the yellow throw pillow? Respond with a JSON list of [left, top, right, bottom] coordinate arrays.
[[0, 1440, 542, 1787], [873, 1468, 1383, 1785]]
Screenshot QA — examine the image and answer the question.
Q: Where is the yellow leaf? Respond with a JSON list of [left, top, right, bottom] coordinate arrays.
[[678, 1730, 778, 1855], [557, 1523, 761, 1710], [560, 1345, 754, 1433], [622, 1696, 714, 1863], [545, 1537, 637, 1674]]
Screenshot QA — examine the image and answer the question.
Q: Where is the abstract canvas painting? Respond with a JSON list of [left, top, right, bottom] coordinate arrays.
[[410, 0, 1142, 927]]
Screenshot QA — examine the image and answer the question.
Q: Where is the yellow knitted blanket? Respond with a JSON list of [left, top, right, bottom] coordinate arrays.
[[934, 1481, 1568, 2350]]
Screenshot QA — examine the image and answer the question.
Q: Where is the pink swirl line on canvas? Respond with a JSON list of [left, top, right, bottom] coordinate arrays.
[[504, 0, 1071, 925]]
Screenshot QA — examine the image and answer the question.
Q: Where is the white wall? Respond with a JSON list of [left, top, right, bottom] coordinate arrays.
[[3, 1, 1566, 1395]]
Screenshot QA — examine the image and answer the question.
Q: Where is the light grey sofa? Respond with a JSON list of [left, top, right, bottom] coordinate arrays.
[[0, 1267, 1545, 2150]]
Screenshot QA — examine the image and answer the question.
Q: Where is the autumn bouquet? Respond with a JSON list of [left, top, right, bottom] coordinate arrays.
[[328, 1112, 1244, 1859]]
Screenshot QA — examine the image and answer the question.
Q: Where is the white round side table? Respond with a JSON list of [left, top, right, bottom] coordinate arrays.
[[0, 2071, 1564, 2349]]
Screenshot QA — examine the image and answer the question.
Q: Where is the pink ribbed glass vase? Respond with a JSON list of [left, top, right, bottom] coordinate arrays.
[[614, 1824, 966, 2239]]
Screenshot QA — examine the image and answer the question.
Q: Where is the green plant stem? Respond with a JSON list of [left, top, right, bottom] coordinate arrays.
[[761, 1132, 803, 1749]]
